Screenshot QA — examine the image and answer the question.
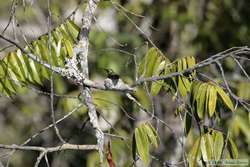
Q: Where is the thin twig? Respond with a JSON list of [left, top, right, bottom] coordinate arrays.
[[111, 1, 157, 48], [2, 104, 84, 165], [34, 151, 46, 167], [1, 0, 17, 35], [47, 0, 66, 144], [44, 153, 50, 167], [111, 1, 145, 18], [216, 61, 250, 112], [232, 56, 250, 81]]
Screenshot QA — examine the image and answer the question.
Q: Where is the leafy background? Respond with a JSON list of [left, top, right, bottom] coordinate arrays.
[[0, 0, 249, 166]]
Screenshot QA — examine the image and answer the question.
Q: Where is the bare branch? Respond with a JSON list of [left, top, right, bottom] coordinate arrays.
[[47, 0, 66, 144], [231, 55, 250, 81], [44, 153, 50, 167], [111, 0, 157, 48], [23, 104, 84, 146], [0, 143, 98, 152], [2, 104, 84, 166], [34, 152, 46, 167]]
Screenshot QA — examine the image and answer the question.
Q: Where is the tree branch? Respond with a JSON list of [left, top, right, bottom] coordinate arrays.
[[74, 0, 104, 162], [0, 34, 134, 93], [0, 143, 98, 152], [133, 46, 250, 86]]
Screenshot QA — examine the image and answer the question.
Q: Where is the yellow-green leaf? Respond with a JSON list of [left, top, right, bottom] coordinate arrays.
[[189, 137, 201, 167], [191, 81, 202, 104], [228, 138, 238, 159], [143, 123, 159, 148], [201, 136, 208, 161], [64, 39, 74, 58], [135, 126, 150, 166], [150, 60, 168, 96], [213, 131, 224, 160], [138, 47, 163, 77], [196, 83, 207, 119], [208, 85, 217, 117], [216, 86, 234, 111], [178, 77, 187, 96], [65, 20, 80, 38], [205, 134, 213, 160], [186, 56, 196, 68]]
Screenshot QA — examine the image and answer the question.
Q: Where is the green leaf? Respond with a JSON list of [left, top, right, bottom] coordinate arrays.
[[177, 59, 185, 95], [0, 80, 12, 97], [52, 30, 61, 43], [138, 47, 163, 77], [0, 19, 80, 96], [59, 24, 74, 43], [65, 20, 80, 38], [186, 56, 196, 68], [205, 134, 213, 160], [189, 137, 201, 167], [205, 85, 211, 116], [191, 81, 202, 104], [184, 112, 192, 136], [54, 39, 64, 66], [143, 123, 160, 148], [150, 60, 168, 96], [182, 77, 191, 92], [151, 81, 163, 96], [208, 85, 217, 117], [135, 126, 150, 166], [0, 74, 16, 94], [213, 131, 224, 160], [228, 138, 238, 159], [201, 134, 213, 161], [216, 86, 234, 111], [16, 49, 30, 80], [177, 56, 183, 71], [7, 52, 26, 82], [175, 56, 189, 97], [28, 57, 42, 84], [196, 83, 207, 119], [178, 76, 187, 96], [32, 42, 50, 79], [64, 39, 74, 58], [176, 56, 195, 95], [200, 136, 208, 161]]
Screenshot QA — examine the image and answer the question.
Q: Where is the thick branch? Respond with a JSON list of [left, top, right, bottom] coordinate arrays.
[[75, 0, 104, 162]]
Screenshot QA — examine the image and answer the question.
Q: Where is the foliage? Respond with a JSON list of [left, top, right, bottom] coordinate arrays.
[[0, 20, 79, 96], [188, 130, 238, 167], [0, 0, 249, 167], [133, 122, 159, 166]]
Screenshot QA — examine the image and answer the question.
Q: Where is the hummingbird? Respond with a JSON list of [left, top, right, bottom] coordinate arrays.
[[104, 69, 120, 86], [103, 68, 134, 92]]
